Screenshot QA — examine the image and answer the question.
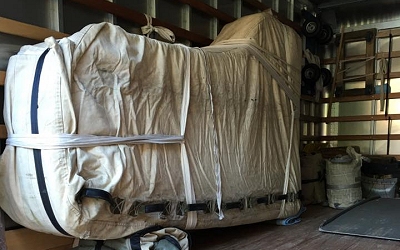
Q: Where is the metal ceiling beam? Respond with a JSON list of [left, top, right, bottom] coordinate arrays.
[[318, 0, 367, 9]]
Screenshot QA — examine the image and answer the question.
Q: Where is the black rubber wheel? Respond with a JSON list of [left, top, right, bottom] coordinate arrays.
[[320, 68, 333, 87], [317, 23, 333, 45], [301, 81, 315, 96], [302, 63, 321, 84], [302, 19, 322, 38]]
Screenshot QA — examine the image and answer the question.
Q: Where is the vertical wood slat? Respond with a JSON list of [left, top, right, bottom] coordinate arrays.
[[176, 0, 235, 23], [233, 0, 242, 18], [327, 25, 345, 120], [0, 125, 6, 139], [209, 0, 218, 39]]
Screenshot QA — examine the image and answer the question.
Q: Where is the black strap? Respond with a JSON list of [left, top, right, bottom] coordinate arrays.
[[78, 188, 115, 206], [225, 201, 243, 210], [257, 194, 275, 205], [95, 240, 104, 250], [30, 49, 49, 134], [187, 203, 207, 212], [77, 188, 121, 215], [257, 191, 301, 204], [130, 225, 163, 250], [31, 48, 71, 236], [144, 203, 166, 213]]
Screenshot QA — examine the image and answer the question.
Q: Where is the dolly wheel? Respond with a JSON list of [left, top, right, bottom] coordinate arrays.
[[318, 23, 333, 45], [302, 63, 321, 84], [302, 19, 321, 38], [320, 68, 333, 87]]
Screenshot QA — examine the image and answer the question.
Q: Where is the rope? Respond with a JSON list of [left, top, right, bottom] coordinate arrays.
[[379, 55, 387, 112], [141, 14, 175, 43]]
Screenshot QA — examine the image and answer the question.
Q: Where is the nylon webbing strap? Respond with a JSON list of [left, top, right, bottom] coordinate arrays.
[[95, 240, 104, 250], [326, 183, 361, 190], [78, 188, 116, 207], [130, 225, 163, 250], [30, 48, 71, 236]]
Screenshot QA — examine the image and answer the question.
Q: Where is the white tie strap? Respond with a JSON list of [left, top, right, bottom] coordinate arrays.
[[141, 14, 175, 43]]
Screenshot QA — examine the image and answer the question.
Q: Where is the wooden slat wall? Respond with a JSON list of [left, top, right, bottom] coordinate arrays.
[[301, 27, 400, 150], [177, 0, 235, 23], [69, 0, 214, 46], [0, 17, 67, 41], [68, 0, 301, 46]]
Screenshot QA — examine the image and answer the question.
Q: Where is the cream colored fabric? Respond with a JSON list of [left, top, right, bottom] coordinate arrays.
[[140, 227, 189, 250], [0, 10, 302, 239]]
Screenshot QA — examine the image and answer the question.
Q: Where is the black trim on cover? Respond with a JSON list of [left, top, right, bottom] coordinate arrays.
[[130, 225, 163, 250], [31, 48, 71, 236], [77, 188, 116, 207]]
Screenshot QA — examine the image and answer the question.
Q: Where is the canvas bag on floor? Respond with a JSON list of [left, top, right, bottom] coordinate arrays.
[[326, 147, 362, 209], [73, 226, 190, 250]]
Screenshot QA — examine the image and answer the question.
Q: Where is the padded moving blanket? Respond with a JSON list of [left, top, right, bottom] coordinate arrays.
[[0, 10, 302, 239]]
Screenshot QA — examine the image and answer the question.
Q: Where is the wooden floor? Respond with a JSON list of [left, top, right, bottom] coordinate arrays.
[[189, 204, 400, 250]]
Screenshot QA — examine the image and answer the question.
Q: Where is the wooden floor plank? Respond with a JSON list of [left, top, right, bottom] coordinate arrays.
[[5, 228, 74, 250], [189, 204, 400, 250], [4, 205, 400, 249]]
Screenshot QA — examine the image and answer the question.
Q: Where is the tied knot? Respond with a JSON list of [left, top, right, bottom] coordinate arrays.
[[141, 14, 175, 43]]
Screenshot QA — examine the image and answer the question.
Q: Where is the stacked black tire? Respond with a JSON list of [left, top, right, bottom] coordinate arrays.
[[301, 64, 333, 96], [301, 10, 334, 96], [301, 10, 333, 45]]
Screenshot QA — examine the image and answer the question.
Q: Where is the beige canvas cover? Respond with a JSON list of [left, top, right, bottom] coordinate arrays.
[[0, 10, 302, 239]]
